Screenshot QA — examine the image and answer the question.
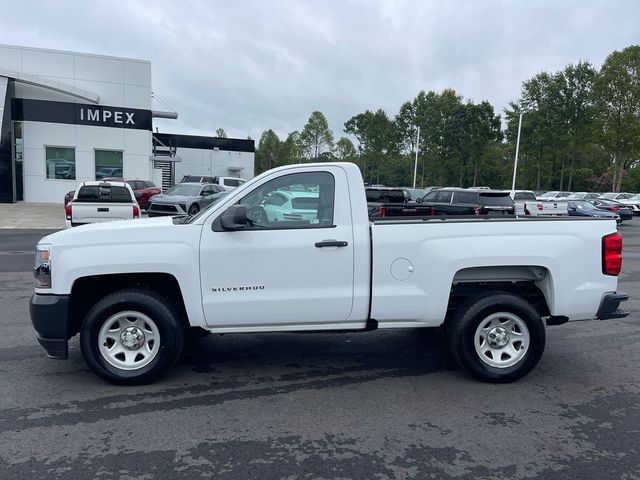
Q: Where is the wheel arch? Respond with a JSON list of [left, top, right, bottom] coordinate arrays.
[[446, 265, 554, 322], [69, 272, 190, 337]]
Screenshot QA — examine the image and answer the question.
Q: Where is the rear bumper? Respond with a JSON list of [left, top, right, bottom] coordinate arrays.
[[596, 292, 630, 320], [29, 293, 70, 359]]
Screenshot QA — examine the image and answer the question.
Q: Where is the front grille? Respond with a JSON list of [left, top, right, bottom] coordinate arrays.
[[151, 204, 178, 212]]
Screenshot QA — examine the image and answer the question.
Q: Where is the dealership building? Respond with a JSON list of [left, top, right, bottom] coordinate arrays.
[[0, 44, 254, 203]]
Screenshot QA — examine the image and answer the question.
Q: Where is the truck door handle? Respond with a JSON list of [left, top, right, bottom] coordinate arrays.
[[315, 240, 348, 248], [97, 207, 109, 212]]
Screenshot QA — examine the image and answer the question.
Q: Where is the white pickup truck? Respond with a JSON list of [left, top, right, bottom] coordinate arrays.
[[30, 163, 628, 385], [510, 190, 568, 216], [65, 181, 140, 228]]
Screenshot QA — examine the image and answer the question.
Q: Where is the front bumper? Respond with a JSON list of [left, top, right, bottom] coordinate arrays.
[[147, 203, 187, 217], [29, 293, 70, 359], [596, 292, 630, 320]]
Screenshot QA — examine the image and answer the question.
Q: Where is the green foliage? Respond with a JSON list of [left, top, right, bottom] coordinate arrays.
[[299, 111, 335, 162], [215, 128, 227, 138], [255, 129, 281, 174]]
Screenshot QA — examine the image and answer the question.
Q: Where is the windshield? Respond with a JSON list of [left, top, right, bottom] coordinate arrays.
[[539, 192, 558, 198], [165, 184, 201, 196]]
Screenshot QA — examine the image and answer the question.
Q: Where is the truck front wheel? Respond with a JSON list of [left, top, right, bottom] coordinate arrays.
[[449, 292, 546, 383], [80, 289, 184, 385]]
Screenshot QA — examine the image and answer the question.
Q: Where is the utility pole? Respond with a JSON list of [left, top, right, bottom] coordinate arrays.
[[413, 126, 421, 188], [511, 112, 523, 191]]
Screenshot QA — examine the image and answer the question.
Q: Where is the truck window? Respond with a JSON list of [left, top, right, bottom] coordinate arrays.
[[239, 172, 334, 229], [223, 178, 242, 187], [452, 191, 477, 204], [76, 185, 133, 203], [479, 193, 513, 207], [435, 191, 453, 203], [514, 191, 536, 201]]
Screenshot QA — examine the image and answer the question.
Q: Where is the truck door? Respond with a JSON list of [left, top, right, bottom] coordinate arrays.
[[199, 167, 355, 329]]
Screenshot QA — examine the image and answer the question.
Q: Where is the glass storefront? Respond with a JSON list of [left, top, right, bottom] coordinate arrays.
[[95, 150, 123, 180], [45, 147, 76, 180]]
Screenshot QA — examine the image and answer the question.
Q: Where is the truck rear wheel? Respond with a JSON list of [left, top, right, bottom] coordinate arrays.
[[449, 292, 545, 383], [80, 289, 184, 385]]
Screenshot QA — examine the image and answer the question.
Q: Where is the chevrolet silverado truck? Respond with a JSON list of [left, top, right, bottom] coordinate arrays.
[[30, 162, 629, 385]]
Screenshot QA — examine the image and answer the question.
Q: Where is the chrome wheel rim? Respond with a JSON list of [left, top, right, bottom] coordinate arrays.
[[474, 312, 529, 368], [98, 311, 160, 371]]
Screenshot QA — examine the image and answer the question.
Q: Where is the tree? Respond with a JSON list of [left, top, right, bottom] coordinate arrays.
[[594, 45, 640, 191], [335, 137, 358, 162], [280, 131, 304, 164], [345, 109, 397, 184], [299, 111, 335, 162], [255, 129, 281, 174], [215, 128, 227, 138]]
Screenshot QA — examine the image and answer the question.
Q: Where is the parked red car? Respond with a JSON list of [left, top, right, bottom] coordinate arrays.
[[102, 178, 161, 210]]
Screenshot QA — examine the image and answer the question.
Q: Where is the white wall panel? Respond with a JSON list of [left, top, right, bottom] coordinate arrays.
[[22, 49, 75, 79], [0, 46, 22, 71], [123, 154, 152, 180], [124, 84, 151, 109], [75, 125, 124, 152], [125, 129, 151, 155], [74, 79, 124, 106], [24, 175, 78, 203], [74, 150, 95, 180], [74, 55, 124, 83], [23, 121, 76, 149], [123, 61, 151, 87], [22, 148, 45, 177]]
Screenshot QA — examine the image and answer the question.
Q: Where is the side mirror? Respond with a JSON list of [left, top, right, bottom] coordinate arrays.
[[415, 197, 422, 203], [220, 205, 248, 230]]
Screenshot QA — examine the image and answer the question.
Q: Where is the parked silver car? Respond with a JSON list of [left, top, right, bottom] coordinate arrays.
[[148, 183, 226, 217]]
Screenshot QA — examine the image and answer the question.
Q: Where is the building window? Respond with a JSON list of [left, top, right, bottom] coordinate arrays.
[[95, 150, 123, 180], [46, 147, 76, 180]]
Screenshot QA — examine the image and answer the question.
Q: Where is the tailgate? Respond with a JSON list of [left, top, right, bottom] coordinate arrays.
[[72, 202, 134, 224], [540, 201, 567, 215]]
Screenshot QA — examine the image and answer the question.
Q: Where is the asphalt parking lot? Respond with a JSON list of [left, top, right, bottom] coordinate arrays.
[[1, 224, 639, 479]]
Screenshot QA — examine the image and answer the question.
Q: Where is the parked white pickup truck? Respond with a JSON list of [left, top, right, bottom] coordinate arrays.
[[65, 181, 140, 228], [510, 190, 568, 216], [31, 163, 628, 385]]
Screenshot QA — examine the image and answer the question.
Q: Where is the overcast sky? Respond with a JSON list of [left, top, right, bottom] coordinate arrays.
[[1, 0, 638, 141]]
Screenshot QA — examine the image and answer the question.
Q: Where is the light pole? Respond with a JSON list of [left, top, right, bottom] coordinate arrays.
[[412, 126, 420, 188], [511, 112, 523, 192]]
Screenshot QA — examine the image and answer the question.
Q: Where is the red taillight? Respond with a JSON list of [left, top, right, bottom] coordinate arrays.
[[536, 203, 544, 211], [378, 207, 386, 218], [133, 205, 140, 219], [474, 205, 481, 215], [65, 203, 72, 220], [430, 207, 436, 216], [602, 232, 623, 276], [609, 207, 620, 212]]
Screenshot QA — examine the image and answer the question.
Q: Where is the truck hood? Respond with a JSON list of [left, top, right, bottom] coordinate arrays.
[[39, 216, 177, 245]]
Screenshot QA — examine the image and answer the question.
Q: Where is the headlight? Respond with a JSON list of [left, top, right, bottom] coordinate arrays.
[[34, 244, 52, 288]]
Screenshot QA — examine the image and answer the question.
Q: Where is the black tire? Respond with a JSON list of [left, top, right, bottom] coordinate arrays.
[[449, 292, 546, 383], [80, 289, 184, 385], [188, 204, 200, 215]]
